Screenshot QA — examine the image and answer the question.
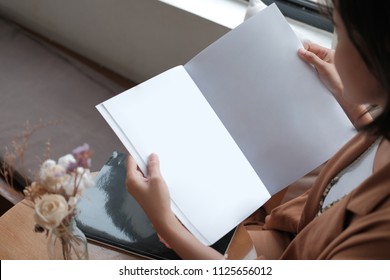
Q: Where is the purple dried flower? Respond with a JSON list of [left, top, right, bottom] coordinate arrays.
[[72, 143, 93, 169], [72, 143, 90, 155]]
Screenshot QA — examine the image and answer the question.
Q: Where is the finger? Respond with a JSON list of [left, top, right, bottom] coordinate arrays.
[[302, 40, 311, 50], [147, 153, 162, 179], [126, 155, 146, 189], [126, 154, 139, 176], [302, 41, 322, 52], [302, 41, 329, 60], [298, 48, 328, 73]]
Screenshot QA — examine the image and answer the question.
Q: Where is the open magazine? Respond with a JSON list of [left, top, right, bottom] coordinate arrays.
[[96, 4, 355, 246]]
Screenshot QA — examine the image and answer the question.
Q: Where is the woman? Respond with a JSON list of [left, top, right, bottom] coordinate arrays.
[[125, 0, 390, 259]]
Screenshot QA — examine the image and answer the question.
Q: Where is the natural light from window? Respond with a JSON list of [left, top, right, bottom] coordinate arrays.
[[159, 0, 248, 29]]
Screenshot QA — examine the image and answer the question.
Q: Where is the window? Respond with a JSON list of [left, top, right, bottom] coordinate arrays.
[[246, 0, 333, 32]]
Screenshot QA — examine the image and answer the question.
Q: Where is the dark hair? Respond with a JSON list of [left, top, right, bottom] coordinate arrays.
[[326, 1, 390, 139]]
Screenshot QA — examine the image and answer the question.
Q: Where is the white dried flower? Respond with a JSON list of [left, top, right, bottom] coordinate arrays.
[[34, 194, 70, 230], [81, 169, 94, 189], [58, 154, 76, 170], [61, 176, 76, 196], [76, 166, 85, 174], [39, 159, 56, 176], [39, 160, 67, 192]]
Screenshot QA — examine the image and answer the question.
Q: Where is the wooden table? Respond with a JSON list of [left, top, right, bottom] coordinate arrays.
[[0, 199, 258, 260], [0, 199, 143, 260]]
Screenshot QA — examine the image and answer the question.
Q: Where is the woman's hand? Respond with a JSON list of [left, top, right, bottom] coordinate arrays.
[[125, 153, 224, 259], [298, 41, 343, 96], [125, 153, 173, 228], [298, 41, 372, 128]]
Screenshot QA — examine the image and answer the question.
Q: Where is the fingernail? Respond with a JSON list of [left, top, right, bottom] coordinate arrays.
[[149, 153, 159, 162]]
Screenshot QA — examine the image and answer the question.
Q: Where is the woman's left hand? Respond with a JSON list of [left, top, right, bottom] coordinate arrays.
[[298, 41, 372, 128]]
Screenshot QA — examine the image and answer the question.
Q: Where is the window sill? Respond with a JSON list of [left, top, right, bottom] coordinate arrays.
[[159, 0, 332, 48], [159, 0, 248, 30]]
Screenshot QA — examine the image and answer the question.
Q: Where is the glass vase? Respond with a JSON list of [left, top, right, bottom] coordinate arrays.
[[47, 219, 89, 260]]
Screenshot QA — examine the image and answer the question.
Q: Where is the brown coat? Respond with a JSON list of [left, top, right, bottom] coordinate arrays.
[[257, 132, 390, 259]]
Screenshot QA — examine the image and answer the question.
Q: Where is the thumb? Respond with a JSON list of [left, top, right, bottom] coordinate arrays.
[[147, 153, 162, 179]]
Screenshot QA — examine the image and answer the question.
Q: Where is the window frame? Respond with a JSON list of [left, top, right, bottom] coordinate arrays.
[[248, 0, 333, 32]]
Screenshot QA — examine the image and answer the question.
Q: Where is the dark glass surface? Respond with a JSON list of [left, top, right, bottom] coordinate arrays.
[[76, 152, 234, 259]]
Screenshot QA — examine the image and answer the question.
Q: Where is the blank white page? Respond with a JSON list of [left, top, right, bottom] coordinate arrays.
[[96, 66, 270, 245], [185, 4, 355, 195]]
